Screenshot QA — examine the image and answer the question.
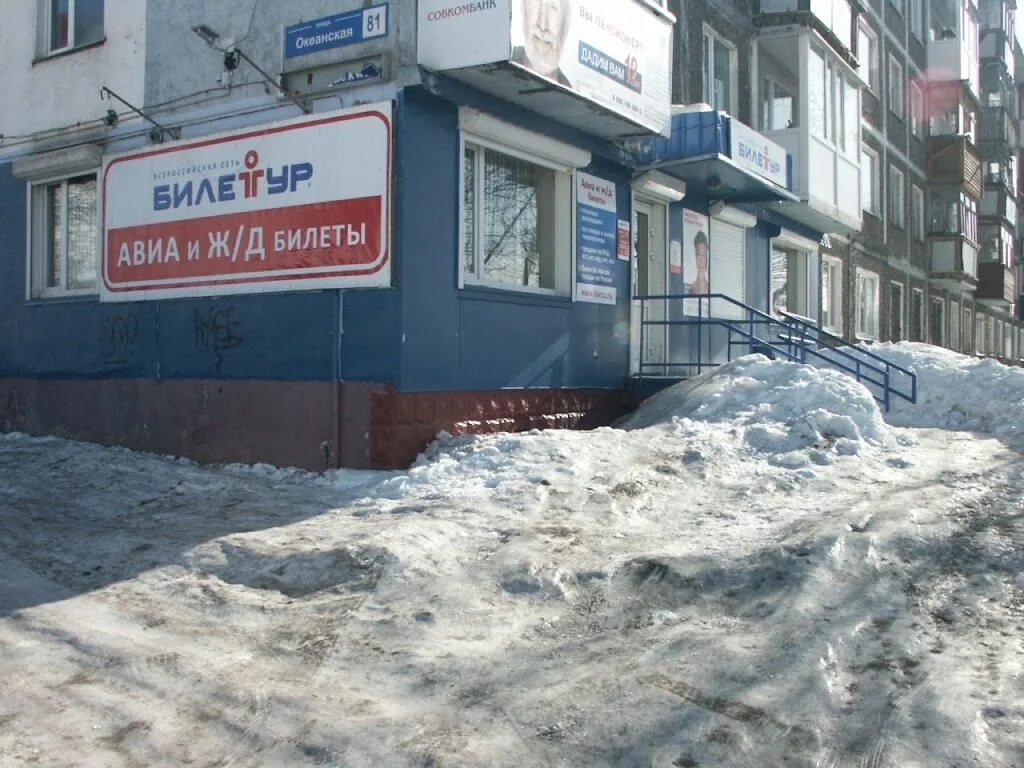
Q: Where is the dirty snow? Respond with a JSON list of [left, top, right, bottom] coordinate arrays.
[[0, 344, 1022, 767]]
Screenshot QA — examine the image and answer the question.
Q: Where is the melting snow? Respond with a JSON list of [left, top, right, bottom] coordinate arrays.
[[0, 345, 1022, 767]]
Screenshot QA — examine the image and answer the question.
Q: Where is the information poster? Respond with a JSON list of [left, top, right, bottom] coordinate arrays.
[[575, 172, 618, 304], [683, 209, 710, 316]]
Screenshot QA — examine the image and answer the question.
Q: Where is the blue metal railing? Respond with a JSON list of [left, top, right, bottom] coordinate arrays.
[[634, 293, 917, 411]]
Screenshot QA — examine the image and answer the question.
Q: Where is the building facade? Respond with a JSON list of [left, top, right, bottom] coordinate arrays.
[[0, 0, 1018, 470]]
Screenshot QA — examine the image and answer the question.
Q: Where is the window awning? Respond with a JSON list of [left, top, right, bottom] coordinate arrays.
[[634, 110, 799, 205]]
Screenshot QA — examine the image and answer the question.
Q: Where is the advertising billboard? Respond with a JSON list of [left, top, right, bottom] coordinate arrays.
[[101, 104, 392, 302], [417, 0, 672, 135], [509, 0, 672, 135]]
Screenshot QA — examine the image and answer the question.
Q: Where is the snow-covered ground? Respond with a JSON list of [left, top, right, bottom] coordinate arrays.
[[1, 343, 1022, 767]]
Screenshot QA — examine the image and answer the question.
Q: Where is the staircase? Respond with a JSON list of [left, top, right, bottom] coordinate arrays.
[[630, 293, 917, 411]]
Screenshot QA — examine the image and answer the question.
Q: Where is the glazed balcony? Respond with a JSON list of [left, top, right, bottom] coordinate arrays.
[[756, 0, 855, 59], [979, 105, 1018, 152], [929, 237, 979, 293], [980, 28, 1014, 74], [928, 135, 983, 200], [928, 0, 981, 96], [976, 262, 1016, 306], [981, 186, 1018, 230]]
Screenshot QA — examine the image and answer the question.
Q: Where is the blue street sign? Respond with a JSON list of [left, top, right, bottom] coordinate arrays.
[[284, 4, 388, 60]]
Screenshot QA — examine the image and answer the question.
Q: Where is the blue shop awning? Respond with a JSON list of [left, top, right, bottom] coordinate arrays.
[[635, 110, 799, 205]]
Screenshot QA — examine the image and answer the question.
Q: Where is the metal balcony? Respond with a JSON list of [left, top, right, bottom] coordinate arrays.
[[976, 262, 1016, 306]]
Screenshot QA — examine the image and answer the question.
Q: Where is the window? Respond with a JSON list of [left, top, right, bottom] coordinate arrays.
[[887, 0, 903, 15], [703, 27, 736, 114], [459, 113, 583, 295], [909, 81, 924, 137], [889, 282, 904, 340], [909, 0, 922, 39], [888, 54, 904, 119], [889, 166, 905, 228], [862, 145, 880, 215], [856, 269, 880, 339], [910, 289, 924, 341], [762, 77, 798, 130], [857, 23, 879, 91], [911, 185, 924, 241], [930, 297, 945, 345], [47, 0, 104, 53], [963, 308, 973, 353], [950, 300, 961, 350], [28, 173, 98, 298], [820, 256, 843, 333]]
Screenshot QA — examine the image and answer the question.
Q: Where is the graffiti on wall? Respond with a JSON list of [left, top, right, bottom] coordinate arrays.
[[194, 306, 243, 373], [102, 313, 138, 366]]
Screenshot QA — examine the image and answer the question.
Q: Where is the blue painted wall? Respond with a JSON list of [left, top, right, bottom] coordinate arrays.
[[0, 85, 637, 392]]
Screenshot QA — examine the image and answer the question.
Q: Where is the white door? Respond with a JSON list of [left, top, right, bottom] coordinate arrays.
[[631, 199, 668, 375]]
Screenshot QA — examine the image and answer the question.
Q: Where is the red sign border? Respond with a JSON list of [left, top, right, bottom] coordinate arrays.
[[102, 106, 392, 295]]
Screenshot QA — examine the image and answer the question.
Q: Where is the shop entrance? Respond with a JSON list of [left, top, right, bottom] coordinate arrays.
[[630, 199, 668, 375]]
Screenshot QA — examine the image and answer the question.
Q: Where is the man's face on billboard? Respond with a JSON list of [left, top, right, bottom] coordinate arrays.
[[523, 0, 568, 76]]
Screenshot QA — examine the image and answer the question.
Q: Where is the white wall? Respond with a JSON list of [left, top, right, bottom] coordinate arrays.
[[0, 0, 147, 141]]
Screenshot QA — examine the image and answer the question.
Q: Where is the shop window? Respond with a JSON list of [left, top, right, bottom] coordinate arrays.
[[889, 166, 905, 228], [703, 26, 736, 114], [459, 113, 585, 295], [47, 0, 104, 53], [857, 22, 878, 91], [28, 173, 98, 298], [862, 145, 879, 215], [889, 282, 904, 340], [888, 54, 904, 119], [911, 185, 924, 241], [771, 247, 810, 317], [910, 288, 924, 341], [820, 256, 842, 334], [856, 268, 880, 340]]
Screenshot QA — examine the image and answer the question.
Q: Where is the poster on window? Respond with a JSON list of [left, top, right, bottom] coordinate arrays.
[[575, 172, 618, 304], [682, 209, 710, 316], [101, 104, 392, 301]]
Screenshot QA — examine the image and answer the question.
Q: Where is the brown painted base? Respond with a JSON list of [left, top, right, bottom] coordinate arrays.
[[0, 378, 632, 471]]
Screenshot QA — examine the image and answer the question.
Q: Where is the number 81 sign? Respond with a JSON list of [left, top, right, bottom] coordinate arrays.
[[284, 4, 389, 60]]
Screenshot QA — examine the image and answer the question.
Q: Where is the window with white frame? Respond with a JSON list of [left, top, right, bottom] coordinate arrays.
[[949, 299, 961, 350], [703, 27, 736, 114], [889, 166, 905, 228], [28, 173, 98, 298], [963, 308, 973, 352], [46, 0, 104, 53], [911, 184, 924, 241], [761, 76, 798, 130], [856, 268, 880, 339], [911, 288, 924, 341], [857, 23, 879, 91], [889, 281, 904, 340], [930, 296, 945, 345], [820, 256, 842, 333], [862, 145, 880, 215], [888, 54, 904, 119], [460, 114, 581, 294], [909, 81, 924, 137]]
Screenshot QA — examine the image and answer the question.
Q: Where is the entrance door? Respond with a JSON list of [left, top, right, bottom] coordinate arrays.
[[631, 199, 668, 375]]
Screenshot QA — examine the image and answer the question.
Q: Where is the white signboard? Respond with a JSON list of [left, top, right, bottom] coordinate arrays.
[[510, 0, 672, 135], [101, 104, 392, 301], [730, 120, 788, 189], [417, 0, 512, 69]]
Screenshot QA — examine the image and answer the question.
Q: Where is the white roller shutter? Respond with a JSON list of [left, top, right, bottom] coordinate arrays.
[[710, 218, 746, 319]]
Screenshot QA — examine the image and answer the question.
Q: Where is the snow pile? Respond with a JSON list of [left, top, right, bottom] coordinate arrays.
[[620, 355, 895, 462], [870, 342, 1024, 449]]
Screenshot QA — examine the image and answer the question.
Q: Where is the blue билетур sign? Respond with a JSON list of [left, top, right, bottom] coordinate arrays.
[[285, 4, 388, 59], [575, 172, 618, 305]]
